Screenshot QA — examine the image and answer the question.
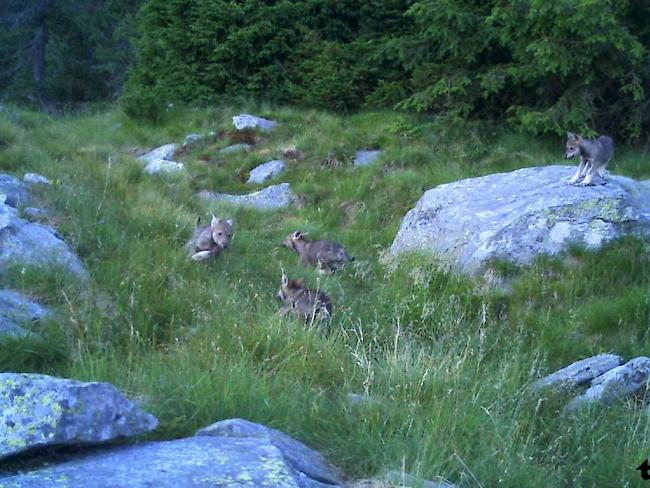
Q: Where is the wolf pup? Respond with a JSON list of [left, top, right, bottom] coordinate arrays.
[[187, 215, 233, 261], [277, 273, 332, 322], [282, 231, 354, 273], [565, 132, 614, 186]]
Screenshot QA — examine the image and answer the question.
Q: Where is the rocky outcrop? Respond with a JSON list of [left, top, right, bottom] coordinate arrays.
[[391, 166, 650, 274], [1, 418, 343, 487], [0, 290, 49, 338], [232, 113, 276, 132], [353, 150, 382, 167], [0, 373, 158, 461], [247, 159, 286, 184], [196, 418, 344, 486], [198, 183, 295, 210], [0, 193, 87, 278]]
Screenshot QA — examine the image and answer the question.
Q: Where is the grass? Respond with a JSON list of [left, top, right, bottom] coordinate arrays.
[[0, 102, 649, 486]]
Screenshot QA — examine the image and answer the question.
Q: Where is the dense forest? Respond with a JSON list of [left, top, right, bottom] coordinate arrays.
[[2, 1, 650, 138]]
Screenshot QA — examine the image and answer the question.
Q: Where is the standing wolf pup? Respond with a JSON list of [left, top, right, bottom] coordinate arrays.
[[187, 215, 234, 261], [282, 231, 353, 273], [565, 132, 614, 186]]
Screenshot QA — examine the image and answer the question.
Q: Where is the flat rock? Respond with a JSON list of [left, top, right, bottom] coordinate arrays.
[[531, 354, 624, 392], [564, 357, 650, 413], [221, 143, 252, 154], [197, 183, 294, 210], [137, 144, 177, 164], [0, 215, 88, 278], [0, 174, 30, 208], [196, 418, 344, 486], [144, 158, 185, 175], [0, 373, 158, 461], [23, 173, 51, 186], [391, 166, 650, 274], [232, 114, 276, 132], [0, 434, 341, 487], [247, 159, 286, 184], [353, 150, 382, 167]]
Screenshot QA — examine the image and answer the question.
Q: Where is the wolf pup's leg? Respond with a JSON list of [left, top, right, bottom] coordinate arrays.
[[580, 162, 602, 186], [569, 158, 587, 185]]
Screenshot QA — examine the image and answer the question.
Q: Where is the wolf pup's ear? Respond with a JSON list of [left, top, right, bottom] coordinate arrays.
[[226, 219, 234, 227], [566, 132, 576, 140], [281, 273, 288, 287], [211, 215, 221, 227]]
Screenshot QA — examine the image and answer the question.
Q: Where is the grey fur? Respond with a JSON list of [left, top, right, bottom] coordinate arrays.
[[282, 231, 353, 273], [276, 273, 332, 322], [565, 132, 614, 186], [187, 216, 233, 261]]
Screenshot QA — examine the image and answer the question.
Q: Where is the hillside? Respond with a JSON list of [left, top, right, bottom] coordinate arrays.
[[1, 104, 649, 486]]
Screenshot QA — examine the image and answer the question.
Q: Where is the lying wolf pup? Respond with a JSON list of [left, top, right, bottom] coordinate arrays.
[[276, 273, 332, 322], [187, 215, 233, 261], [565, 132, 614, 186]]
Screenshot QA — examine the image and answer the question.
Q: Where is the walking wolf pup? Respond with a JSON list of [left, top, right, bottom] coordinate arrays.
[[276, 273, 332, 322], [565, 132, 614, 186]]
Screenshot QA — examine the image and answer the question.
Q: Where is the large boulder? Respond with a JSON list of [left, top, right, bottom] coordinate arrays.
[[196, 418, 344, 486], [0, 290, 49, 338], [247, 160, 286, 184], [1, 421, 343, 487], [0, 213, 87, 278], [197, 183, 295, 210], [0, 373, 158, 461], [232, 113, 276, 132], [391, 166, 650, 274]]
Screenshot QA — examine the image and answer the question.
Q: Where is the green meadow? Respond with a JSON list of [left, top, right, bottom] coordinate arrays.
[[1, 104, 649, 486]]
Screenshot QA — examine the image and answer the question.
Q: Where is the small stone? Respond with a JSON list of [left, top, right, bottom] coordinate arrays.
[[137, 144, 177, 164], [184, 133, 201, 145], [197, 183, 294, 210], [247, 160, 286, 184], [232, 114, 276, 132], [22, 207, 48, 221], [354, 150, 382, 167], [220, 143, 252, 154], [144, 159, 184, 175], [23, 173, 51, 186]]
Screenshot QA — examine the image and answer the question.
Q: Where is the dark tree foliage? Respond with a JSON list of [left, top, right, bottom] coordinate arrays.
[[0, 0, 142, 108], [126, 0, 650, 139]]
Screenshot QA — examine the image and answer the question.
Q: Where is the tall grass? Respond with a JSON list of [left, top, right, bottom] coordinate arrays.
[[0, 104, 649, 486]]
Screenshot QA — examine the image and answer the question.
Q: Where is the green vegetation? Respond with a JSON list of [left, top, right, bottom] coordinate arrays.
[[0, 103, 649, 485]]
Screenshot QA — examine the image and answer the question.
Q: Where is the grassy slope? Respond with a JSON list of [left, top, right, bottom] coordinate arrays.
[[0, 103, 649, 486]]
